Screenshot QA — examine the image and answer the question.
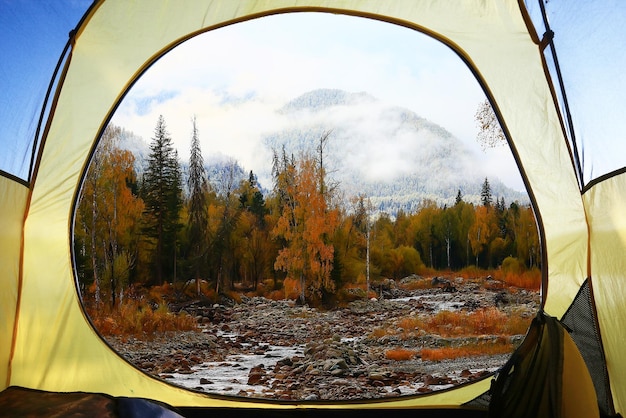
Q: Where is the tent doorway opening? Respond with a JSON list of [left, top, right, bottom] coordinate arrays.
[[72, 12, 540, 401]]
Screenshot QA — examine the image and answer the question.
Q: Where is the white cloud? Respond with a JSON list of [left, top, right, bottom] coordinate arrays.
[[111, 12, 524, 192]]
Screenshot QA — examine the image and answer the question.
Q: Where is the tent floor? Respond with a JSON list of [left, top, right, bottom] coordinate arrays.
[[0, 386, 489, 417], [179, 407, 489, 418]]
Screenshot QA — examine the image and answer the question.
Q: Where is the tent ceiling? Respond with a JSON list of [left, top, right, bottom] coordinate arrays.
[[1, 0, 625, 414], [2, 1, 625, 189]]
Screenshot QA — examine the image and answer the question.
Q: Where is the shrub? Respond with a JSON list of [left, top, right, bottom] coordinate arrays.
[[501, 256, 524, 275], [202, 287, 217, 302], [283, 277, 301, 300], [336, 285, 367, 305], [225, 290, 242, 304]]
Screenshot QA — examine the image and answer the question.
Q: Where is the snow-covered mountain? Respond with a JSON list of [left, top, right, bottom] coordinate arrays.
[[116, 89, 528, 214], [265, 89, 527, 211]]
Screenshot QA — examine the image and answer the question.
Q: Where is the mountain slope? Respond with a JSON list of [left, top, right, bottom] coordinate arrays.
[[265, 89, 527, 211], [116, 88, 528, 214]]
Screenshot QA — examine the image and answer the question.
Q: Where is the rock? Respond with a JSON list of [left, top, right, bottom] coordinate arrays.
[[247, 365, 266, 385], [424, 374, 452, 385], [107, 283, 539, 401], [368, 372, 386, 381], [334, 359, 348, 370], [308, 368, 321, 376], [331, 378, 350, 386]]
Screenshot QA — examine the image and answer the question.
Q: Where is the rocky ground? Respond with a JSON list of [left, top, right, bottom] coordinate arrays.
[[108, 276, 539, 401]]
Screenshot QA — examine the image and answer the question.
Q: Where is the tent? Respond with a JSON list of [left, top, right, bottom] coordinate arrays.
[[1, 0, 624, 416]]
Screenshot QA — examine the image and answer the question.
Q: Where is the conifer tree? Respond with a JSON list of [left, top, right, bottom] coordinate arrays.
[[481, 177, 493, 207], [239, 170, 266, 223], [187, 116, 209, 293], [455, 189, 464, 205], [142, 115, 183, 285]]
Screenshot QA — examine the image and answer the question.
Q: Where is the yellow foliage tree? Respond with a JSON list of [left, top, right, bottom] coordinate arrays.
[[76, 125, 144, 307], [469, 205, 498, 267]]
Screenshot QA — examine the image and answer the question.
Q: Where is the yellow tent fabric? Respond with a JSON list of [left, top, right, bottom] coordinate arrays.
[[0, 178, 28, 388], [585, 174, 626, 412], [561, 324, 599, 418], [0, 0, 620, 414]]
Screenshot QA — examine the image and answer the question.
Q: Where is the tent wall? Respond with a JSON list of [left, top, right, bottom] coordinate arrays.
[[585, 173, 626, 413], [7, 0, 603, 411], [0, 177, 28, 391]]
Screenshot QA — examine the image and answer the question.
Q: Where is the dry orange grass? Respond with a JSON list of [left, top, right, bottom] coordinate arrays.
[[369, 327, 388, 339], [457, 266, 486, 280], [502, 270, 541, 290], [421, 340, 513, 361], [88, 299, 197, 338], [398, 278, 432, 291], [266, 289, 284, 301], [439, 308, 529, 336], [385, 348, 418, 361], [397, 316, 421, 330], [397, 307, 531, 338], [148, 282, 172, 300]]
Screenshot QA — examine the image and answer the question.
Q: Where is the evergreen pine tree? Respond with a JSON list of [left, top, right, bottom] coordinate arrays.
[[481, 177, 493, 207], [187, 117, 209, 291], [142, 115, 183, 285], [455, 189, 464, 205], [239, 170, 266, 224]]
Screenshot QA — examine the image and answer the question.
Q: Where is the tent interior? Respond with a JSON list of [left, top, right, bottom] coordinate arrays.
[[1, 0, 625, 416]]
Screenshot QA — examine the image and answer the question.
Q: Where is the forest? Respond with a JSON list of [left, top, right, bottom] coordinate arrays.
[[74, 115, 540, 310]]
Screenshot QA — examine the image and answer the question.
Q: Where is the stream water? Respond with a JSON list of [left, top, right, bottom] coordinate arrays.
[[164, 294, 472, 398]]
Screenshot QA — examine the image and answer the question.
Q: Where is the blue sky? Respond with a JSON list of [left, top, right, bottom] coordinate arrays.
[[0, 0, 91, 180]]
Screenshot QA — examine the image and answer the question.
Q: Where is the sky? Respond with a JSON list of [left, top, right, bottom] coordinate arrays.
[[0, 0, 91, 180], [110, 12, 525, 192]]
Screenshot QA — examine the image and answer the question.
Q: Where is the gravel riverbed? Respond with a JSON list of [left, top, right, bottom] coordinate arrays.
[[108, 277, 539, 401]]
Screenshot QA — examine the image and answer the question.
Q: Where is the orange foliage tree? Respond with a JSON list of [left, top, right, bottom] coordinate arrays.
[[271, 147, 340, 305]]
